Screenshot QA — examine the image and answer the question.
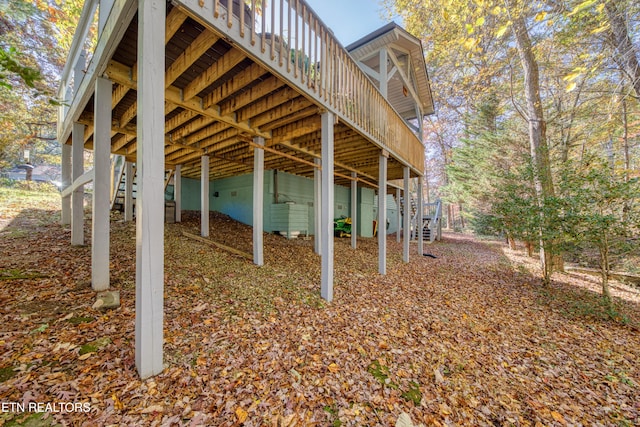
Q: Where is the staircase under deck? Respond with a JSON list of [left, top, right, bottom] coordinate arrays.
[[60, 0, 425, 188]]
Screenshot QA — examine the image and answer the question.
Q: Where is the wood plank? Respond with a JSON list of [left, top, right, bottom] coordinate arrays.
[[203, 62, 268, 108], [112, 83, 129, 108], [183, 47, 245, 101], [248, 96, 314, 127], [106, 61, 271, 138], [182, 231, 253, 260], [220, 75, 285, 115], [166, 29, 219, 87], [166, 7, 188, 43], [237, 86, 302, 121]]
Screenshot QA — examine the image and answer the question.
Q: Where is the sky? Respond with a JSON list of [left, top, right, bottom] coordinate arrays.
[[304, 0, 400, 47]]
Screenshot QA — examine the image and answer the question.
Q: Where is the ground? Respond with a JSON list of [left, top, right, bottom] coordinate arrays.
[[1, 186, 639, 427]]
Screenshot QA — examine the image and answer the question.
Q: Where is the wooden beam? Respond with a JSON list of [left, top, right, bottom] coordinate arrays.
[[183, 47, 245, 101], [105, 61, 271, 139], [166, 7, 188, 43], [203, 62, 268, 108], [165, 30, 219, 87], [237, 87, 304, 122], [276, 140, 379, 184], [219, 75, 285, 115], [260, 106, 319, 131], [112, 83, 129, 108], [248, 96, 314, 128], [249, 141, 319, 170], [182, 231, 252, 260], [166, 109, 198, 134]]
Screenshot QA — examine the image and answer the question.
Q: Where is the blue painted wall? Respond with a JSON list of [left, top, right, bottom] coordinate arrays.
[[180, 170, 400, 236]]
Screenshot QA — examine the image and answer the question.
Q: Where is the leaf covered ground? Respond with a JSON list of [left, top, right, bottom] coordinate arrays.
[[1, 187, 639, 426]]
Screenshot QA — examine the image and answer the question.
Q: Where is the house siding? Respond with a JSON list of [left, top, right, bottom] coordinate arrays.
[[179, 170, 399, 237]]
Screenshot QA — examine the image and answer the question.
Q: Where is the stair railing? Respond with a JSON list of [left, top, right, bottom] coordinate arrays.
[[110, 155, 126, 210], [425, 199, 442, 242]]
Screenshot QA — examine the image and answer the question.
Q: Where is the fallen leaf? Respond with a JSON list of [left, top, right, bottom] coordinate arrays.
[[235, 406, 248, 423], [141, 404, 164, 414]]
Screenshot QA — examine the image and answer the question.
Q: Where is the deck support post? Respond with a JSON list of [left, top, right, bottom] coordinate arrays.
[[321, 112, 334, 302], [135, 0, 165, 380], [201, 155, 209, 237], [379, 49, 388, 98], [351, 171, 357, 249], [61, 144, 71, 225], [314, 158, 321, 255], [174, 164, 181, 223], [124, 161, 134, 222], [417, 175, 424, 255], [396, 187, 401, 243], [91, 77, 112, 291], [253, 137, 264, 266], [71, 123, 85, 245], [378, 152, 387, 275], [403, 166, 410, 263]]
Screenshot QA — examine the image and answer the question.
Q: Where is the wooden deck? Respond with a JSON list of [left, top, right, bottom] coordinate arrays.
[[58, 0, 427, 188]]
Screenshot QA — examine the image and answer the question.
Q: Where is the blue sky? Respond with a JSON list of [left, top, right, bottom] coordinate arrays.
[[304, 0, 399, 46]]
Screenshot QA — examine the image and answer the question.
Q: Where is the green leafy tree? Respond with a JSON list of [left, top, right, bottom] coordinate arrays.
[[559, 156, 640, 305]]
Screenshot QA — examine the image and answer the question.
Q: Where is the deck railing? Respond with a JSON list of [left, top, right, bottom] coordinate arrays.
[[177, 0, 425, 172]]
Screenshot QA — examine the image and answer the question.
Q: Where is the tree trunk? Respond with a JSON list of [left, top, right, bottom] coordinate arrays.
[[606, 0, 640, 98], [447, 203, 454, 230], [525, 241, 534, 258], [507, 234, 517, 250], [510, 14, 557, 284], [599, 236, 612, 307]]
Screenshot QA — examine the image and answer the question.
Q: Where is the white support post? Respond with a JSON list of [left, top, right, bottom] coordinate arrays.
[[314, 158, 321, 255], [417, 175, 424, 255], [201, 155, 210, 237], [321, 112, 334, 302], [71, 123, 85, 246], [135, 0, 165, 380], [92, 77, 112, 291], [350, 171, 357, 249], [124, 161, 134, 222], [174, 164, 181, 223], [61, 144, 71, 225], [253, 137, 264, 266], [379, 49, 388, 98], [396, 188, 401, 243], [378, 153, 387, 275], [403, 166, 410, 263]]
